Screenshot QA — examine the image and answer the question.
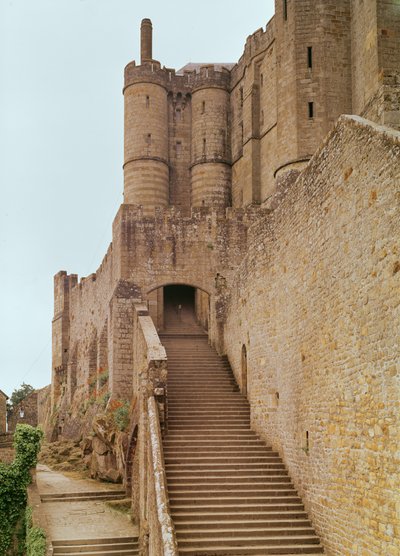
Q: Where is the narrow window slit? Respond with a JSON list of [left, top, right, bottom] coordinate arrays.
[[307, 46, 313, 68]]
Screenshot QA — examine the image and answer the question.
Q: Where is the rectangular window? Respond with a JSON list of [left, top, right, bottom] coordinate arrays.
[[176, 108, 182, 122], [202, 101, 205, 114], [307, 46, 313, 68], [260, 73, 264, 87], [202, 138, 206, 155], [146, 133, 152, 144], [176, 141, 182, 156], [283, 0, 288, 20], [146, 95, 150, 108], [240, 88, 243, 107], [308, 102, 314, 119]]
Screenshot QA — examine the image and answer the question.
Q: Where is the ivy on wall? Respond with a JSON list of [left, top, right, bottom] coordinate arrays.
[[25, 507, 46, 556], [0, 424, 43, 555]]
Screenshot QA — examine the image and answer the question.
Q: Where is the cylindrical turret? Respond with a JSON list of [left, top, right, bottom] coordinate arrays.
[[141, 18, 153, 63], [123, 22, 169, 213], [190, 66, 231, 209]]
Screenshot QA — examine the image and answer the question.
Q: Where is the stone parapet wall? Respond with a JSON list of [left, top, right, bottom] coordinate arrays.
[[224, 115, 400, 556], [129, 302, 177, 554]]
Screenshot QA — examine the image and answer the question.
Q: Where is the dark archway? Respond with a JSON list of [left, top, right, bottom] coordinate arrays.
[[146, 283, 210, 333], [164, 285, 196, 331], [241, 344, 248, 396]]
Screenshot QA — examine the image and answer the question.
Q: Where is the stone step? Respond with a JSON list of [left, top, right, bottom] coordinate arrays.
[[172, 511, 310, 522], [175, 519, 312, 530], [167, 422, 251, 428], [165, 430, 260, 437], [167, 467, 289, 481], [164, 440, 268, 447], [41, 491, 126, 503], [168, 400, 248, 406], [170, 489, 298, 499], [164, 449, 277, 458], [52, 537, 139, 555], [167, 475, 291, 483], [166, 463, 286, 471], [170, 496, 302, 506], [165, 433, 261, 440], [176, 527, 316, 539], [178, 535, 321, 548], [168, 482, 294, 491], [170, 504, 306, 516], [167, 405, 249, 411], [177, 544, 324, 555], [167, 424, 252, 430], [165, 455, 280, 463], [168, 395, 244, 400], [164, 440, 267, 447]]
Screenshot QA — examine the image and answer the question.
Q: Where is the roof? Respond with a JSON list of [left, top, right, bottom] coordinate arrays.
[[177, 63, 235, 75], [0, 390, 9, 400]]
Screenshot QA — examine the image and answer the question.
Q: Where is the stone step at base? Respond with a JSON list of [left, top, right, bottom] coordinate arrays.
[[176, 528, 317, 539], [178, 531, 319, 548], [52, 537, 139, 555], [177, 545, 324, 555]]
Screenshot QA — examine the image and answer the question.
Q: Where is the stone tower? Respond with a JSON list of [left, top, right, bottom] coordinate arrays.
[[190, 66, 231, 208], [123, 20, 169, 213]]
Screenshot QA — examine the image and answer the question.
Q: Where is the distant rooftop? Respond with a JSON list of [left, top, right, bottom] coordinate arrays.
[[177, 63, 235, 75]]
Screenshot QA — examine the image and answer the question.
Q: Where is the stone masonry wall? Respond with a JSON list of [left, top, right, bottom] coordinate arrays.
[[0, 392, 7, 434], [224, 116, 400, 556]]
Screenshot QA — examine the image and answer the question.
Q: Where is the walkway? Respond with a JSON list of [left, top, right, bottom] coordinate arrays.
[[36, 464, 138, 555]]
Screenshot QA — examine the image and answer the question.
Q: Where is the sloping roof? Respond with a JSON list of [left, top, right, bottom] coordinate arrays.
[[0, 390, 9, 400], [177, 63, 235, 75]]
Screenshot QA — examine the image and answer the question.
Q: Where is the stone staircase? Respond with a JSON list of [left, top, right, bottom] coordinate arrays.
[[161, 333, 324, 555]]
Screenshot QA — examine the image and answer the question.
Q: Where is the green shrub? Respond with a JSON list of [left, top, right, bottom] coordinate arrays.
[[98, 370, 109, 387], [0, 425, 43, 555], [100, 392, 111, 408], [113, 402, 129, 431], [26, 509, 46, 556]]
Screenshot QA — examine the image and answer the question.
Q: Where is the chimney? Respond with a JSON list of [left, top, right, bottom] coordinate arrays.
[[141, 18, 153, 64]]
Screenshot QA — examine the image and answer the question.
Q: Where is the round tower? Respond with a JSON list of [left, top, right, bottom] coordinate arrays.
[[123, 20, 169, 213], [190, 66, 231, 209]]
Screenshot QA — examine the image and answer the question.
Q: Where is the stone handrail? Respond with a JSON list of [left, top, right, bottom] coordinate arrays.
[[130, 300, 177, 555], [147, 395, 178, 555]]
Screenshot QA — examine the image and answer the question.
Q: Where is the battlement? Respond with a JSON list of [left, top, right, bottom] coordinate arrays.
[[124, 60, 232, 94], [124, 60, 170, 91], [188, 65, 231, 92], [231, 16, 275, 87]]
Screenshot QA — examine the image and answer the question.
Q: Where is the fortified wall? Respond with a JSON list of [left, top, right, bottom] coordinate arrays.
[[224, 115, 400, 555], [47, 2, 399, 554]]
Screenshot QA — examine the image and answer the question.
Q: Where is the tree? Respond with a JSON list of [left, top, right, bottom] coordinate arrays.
[[9, 383, 34, 409]]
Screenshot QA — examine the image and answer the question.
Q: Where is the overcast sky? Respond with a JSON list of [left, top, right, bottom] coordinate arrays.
[[0, 0, 275, 397]]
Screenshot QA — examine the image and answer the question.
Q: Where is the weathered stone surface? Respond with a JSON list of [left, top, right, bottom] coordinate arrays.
[[44, 4, 400, 554]]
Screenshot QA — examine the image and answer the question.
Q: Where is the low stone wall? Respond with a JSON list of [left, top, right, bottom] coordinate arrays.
[[224, 115, 400, 556], [0, 433, 15, 464], [147, 396, 178, 556], [129, 301, 177, 555]]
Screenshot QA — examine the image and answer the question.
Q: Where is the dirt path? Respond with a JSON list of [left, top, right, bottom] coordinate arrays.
[[36, 464, 139, 554]]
